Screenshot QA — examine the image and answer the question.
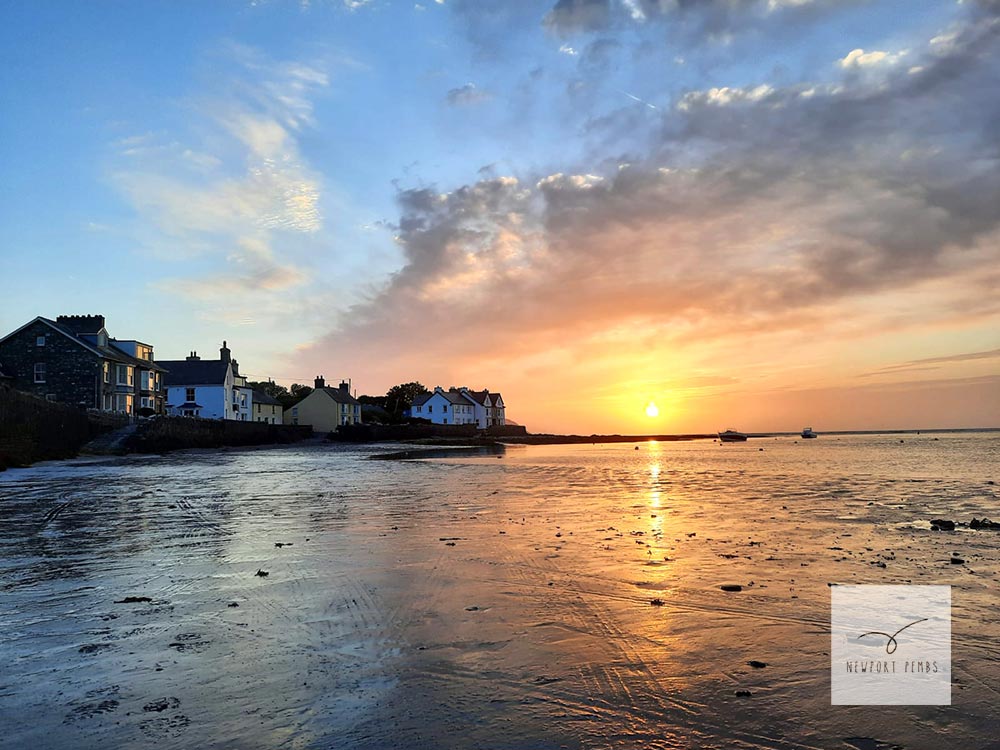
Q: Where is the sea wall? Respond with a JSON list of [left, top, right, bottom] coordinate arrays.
[[124, 416, 313, 453], [484, 425, 528, 437], [330, 422, 480, 442], [0, 387, 110, 468]]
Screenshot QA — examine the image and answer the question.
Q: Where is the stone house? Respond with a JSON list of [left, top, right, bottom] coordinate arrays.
[[0, 314, 166, 414]]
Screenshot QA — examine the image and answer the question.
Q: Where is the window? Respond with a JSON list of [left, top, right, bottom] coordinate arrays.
[[33, 363, 46, 383], [36, 335, 45, 347], [416, 405, 422, 412], [103, 362, 111, 383], [428, 405, 433, 413], [186, 388, 196, 402], [115, 364, 133, 386], [443, 418, 448, 424]]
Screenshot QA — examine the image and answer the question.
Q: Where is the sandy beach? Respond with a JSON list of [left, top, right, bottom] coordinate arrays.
[[1, 433, 998, 749]]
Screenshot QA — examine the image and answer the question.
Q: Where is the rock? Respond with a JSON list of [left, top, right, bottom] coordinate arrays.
[[970, 518, 1000, 530], [114, 596, 152, 604], [650, 598, 665, 607], [747, 660, 767, 669], [929, 519, 955, 531], [735, 689, 753, 697], [143, 698, 180, 713], [274, 542, 293, 548], [950, 557, 964, 565], [465, 605, 480, 611], [227, 602, 239, 608], [255, 569, 269, 577], [720, 584, 743, 592]]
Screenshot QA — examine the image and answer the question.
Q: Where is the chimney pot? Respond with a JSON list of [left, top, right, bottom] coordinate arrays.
[[314, 376, 325, 390]]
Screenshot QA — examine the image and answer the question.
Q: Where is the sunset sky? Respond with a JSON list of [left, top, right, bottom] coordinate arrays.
[[1, 0, 998, 433]]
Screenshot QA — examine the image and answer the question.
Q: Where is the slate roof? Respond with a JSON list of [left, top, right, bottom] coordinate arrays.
[[412, 388, 504, 407], [319, 387, 360, 405], [159, 359, 231, 387], [441, 390, 476, 405], [252, 389, 282, 407]]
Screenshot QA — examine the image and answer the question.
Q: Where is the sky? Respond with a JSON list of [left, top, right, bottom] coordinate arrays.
[[1, 0, 998, 434]]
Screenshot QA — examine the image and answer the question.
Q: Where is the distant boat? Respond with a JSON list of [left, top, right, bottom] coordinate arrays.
[[718, 429, 748, 442], [801, 427, 818, 439]]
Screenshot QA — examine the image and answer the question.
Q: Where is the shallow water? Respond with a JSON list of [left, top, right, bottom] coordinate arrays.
[[1, 434, 998, 749]]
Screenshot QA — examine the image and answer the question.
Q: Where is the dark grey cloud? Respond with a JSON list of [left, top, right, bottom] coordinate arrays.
[[445, 82, 493, 106], [541, 0, 850, 37], [543, 0, 611, 36]]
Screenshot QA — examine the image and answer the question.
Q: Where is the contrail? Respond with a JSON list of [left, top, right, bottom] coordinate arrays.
[[618, 89, 658, 110]]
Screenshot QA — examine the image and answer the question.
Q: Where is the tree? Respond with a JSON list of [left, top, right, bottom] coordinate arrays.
[[290, 383, 313, 399], [385, 382, 430, 419], [248, 380, 290, 401], [276, 383, 314, 410]]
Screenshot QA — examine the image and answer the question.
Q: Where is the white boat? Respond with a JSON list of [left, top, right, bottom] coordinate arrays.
[[801, 427, 817, 439], [718, 429, 748, 442]]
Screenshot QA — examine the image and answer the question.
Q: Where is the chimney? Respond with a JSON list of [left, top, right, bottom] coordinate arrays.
[[314, 376, 325, 389], [56, 314, 106, 334], [231, 359, 239, 375], [220, 341, 231, 364], [339, 380, 350, 394], [186, 351, 200, 361]]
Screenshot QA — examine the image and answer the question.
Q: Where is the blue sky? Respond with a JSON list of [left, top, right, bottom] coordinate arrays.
[[2, 0, 997, 431]]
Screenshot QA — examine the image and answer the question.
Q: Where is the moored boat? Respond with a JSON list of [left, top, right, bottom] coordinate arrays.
[[718, 429, 748, 442], [801, 427, 817, 438]]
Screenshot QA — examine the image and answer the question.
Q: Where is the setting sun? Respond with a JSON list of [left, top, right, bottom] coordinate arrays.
[[645, 402, 659, 418]]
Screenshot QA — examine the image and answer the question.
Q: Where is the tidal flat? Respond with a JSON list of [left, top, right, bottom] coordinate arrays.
[[1, 434, 998, 749]]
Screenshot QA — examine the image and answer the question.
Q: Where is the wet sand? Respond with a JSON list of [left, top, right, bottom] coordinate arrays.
[[1, 434, 998, 749]]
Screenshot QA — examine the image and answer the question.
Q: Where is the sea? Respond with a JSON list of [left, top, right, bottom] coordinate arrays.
[[1, 432, 997, 749]]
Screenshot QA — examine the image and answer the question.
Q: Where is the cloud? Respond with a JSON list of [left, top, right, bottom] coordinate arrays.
[[299, 3, 1000, 400], [862, 348, 1000, 377], [445, 82, 494, 105], [839, 48, 907, 68], [543, 0, 611, 36], [110, 44, 331, 305], [540, 0, 843, 37]]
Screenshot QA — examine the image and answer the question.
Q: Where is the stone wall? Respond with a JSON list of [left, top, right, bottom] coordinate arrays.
[[124, 416, 313, 453], [0, 387, 99, 468]]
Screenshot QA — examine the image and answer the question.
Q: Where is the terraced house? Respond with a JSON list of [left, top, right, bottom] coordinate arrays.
[[0, 314, 166, 414], [409, 386, 506, 428]]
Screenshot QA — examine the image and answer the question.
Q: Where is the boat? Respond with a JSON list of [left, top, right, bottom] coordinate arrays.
[[801, 427, 818, 439], [718, 429, 748, 442]]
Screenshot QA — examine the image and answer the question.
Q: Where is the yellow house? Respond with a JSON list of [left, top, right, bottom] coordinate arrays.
[[284, 377, 361, 433], [251, 388, 284, 424]]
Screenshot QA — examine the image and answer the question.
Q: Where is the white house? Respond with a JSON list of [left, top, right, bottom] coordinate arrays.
[[160, 342, 252, 421], [409, 386, 505, 428]]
